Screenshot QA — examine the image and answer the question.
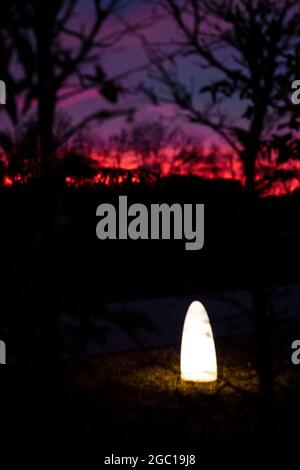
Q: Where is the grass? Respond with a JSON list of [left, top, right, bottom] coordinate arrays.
[[64, 330, 300, 453], [5, 326, 299, 456]]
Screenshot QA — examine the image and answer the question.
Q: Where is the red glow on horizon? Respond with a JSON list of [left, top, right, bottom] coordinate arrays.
[[2, 145, 300, 197], [4, 176, 13, 187]]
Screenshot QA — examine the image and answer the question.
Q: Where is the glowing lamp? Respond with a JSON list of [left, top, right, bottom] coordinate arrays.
[[180, 301, 217, 382]]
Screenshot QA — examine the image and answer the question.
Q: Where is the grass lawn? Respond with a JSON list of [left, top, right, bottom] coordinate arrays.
[[3, 324, 299, 459], [63, 329, 300, 454]]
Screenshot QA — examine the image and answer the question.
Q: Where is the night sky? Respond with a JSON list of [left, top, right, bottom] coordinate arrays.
[[67, 0, 188, 137], [74, 0, 233, 142], [0, 0, 284, 154], [0, 0, 237, 146]]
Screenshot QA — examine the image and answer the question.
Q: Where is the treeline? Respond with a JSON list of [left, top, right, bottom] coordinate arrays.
[[0, 116, 298, 196]]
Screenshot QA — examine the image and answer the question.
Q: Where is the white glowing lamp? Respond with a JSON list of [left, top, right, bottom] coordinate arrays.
[[180, 301, 217, 382]]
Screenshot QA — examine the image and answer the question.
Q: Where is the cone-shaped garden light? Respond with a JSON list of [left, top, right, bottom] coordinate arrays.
[[180, 301, 217, 382]]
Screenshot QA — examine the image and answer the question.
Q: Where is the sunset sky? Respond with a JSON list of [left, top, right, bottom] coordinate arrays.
[[0, 0, 242, 148], [1, 0, 299, 198], [58, 0, 238, 146]]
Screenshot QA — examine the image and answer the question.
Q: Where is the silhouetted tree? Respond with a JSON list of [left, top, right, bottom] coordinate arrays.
[[104, 129, 132, 169], [62, 151, 97, 183], [0, 113, 75, 181], [0, 0, 143, 180], [131, 121, 170, 172], [145, 0, 300, 194], [144, 0, 300, 428], [109, 120, 195, 174]]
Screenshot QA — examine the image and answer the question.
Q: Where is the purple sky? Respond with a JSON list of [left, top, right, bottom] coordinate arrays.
[[0, 0, 240, 149], [63, 1, 181, 136], [62, 0, 231, 145]]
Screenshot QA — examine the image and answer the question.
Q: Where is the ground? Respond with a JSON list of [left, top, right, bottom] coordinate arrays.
[[63, 329, 300, 455], [3, 325, 299, 459]]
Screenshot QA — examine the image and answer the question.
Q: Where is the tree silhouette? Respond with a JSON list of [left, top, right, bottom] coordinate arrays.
[[0, 113, 75, 181], [144, 0, 300, 195], [104, 128, 132, 169], [62, 151, 97, 183], [0, 0, 144, 180], [143, 0, 300, 428], [131, 121, 171, 173], [108, 120, 195, 174]]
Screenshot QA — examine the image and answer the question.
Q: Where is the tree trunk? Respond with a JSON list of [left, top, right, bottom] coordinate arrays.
[[39, 95, 56, 180], [36, 3, 58, 183], [243, 146, 256, 200], [34, 6, 64, 411], [244, 149, 274, 435]]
